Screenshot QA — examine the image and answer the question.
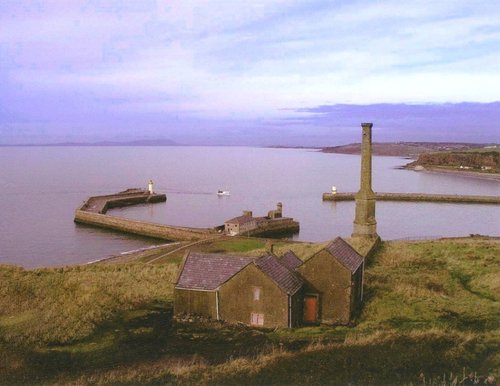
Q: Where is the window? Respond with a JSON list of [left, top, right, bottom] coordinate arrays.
[[250, 313, 264, 326], [253, 287, 261, 301]]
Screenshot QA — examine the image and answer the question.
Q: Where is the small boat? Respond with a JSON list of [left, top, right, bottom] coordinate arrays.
[[217, 190, 230, 196]]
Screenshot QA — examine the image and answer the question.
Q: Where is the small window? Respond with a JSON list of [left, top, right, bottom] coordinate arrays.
[[253, 287, 261, 301], [251, 313, 264, 326]]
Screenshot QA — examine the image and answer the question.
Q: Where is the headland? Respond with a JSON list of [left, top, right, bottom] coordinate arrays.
[[320, 141, 495, 157]]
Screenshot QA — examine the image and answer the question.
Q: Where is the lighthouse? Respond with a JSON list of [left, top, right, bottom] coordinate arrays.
[[148, 179, 154, 194]]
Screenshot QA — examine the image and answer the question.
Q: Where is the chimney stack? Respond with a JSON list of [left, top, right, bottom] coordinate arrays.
[[352, 123, 378, 239]]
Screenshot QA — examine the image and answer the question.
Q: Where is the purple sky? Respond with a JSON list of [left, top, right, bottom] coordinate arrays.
[[1, 1, 499, 145]]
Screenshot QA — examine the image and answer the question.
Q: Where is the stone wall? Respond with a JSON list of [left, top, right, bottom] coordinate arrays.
[[174, 289, 217, 319], [248, 218, 300, 237], [74, 210, 216, 241], [298, 249, 353, 325], [219, 264, 290, 328]]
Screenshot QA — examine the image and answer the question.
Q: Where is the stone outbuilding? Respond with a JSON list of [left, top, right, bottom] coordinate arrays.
[[223, 204, 299, 237], [224, 211, 258, 236], [174, 252, 304, 328], [297, 237, 364, 325], [174, 236, 365, 328]]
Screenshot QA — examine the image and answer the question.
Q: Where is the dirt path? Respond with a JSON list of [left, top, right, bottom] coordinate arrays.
[[147, 236, 224, 264]]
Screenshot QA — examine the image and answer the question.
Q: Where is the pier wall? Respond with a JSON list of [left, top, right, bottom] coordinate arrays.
[[323, 192, 500, 204], [101, 194, 166, 213], [75, 189, 298, 242], [248, 218, 300, 237], [74, 210, 216, 241], [78, 189, 167, 214]]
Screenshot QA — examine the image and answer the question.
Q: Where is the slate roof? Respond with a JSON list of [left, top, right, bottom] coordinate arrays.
[[280, 251, 303, 270], [255, 255, 303, 295], [176, 253, 254, 290], [225, 215, 256, 225], [326, 237, 364, 273]]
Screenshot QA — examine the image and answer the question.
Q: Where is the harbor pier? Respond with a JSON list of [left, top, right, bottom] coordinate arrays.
[[323, 192, 500, 204], [75, 188, 300, 241], [74, 189, 217, 241]]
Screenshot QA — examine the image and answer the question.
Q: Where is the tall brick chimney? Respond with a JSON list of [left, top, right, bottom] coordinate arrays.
[[352, 123, 378, 239]]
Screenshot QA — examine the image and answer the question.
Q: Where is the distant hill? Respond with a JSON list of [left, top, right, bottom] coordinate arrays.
[[0, 139, 180, 147], [321, 142, 497, 157], [406, 148, 500, 173]]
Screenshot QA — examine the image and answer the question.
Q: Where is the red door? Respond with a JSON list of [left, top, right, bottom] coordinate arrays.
[[304, 295, 318, 324]]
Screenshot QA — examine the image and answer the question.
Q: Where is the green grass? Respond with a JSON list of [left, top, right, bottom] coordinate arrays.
[[0, 237, 498, 385], [0, 263, 177, 346], [360, 239, 499, 330], [462, 147, 500, 154]]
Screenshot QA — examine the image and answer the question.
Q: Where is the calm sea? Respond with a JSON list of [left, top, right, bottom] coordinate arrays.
[[0, 146, 498, 268]]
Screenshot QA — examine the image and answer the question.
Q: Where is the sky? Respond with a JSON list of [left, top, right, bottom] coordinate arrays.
[[1, 0, 499, 146]]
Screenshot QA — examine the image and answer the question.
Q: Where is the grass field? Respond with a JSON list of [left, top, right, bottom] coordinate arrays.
[[0, 236, 498, 385]]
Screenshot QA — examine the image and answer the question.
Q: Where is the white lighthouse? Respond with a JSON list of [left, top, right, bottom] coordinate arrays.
[[148, 179, 154, 194]]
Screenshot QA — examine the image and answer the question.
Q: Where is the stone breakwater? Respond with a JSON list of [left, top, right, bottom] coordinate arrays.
[[74, 189, 217, 241], [78, 189, 167, 214], [322, 192, 500, 204], [75, 189, 300, 241], [248, 217, 300, 237]]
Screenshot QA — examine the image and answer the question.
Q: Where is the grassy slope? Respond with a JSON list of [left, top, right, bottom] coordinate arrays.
[[0, 237, 498, 385], [407, 148, 500, 174]]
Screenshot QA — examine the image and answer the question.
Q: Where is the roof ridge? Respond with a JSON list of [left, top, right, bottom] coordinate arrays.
[[254, 255, 303, 295]]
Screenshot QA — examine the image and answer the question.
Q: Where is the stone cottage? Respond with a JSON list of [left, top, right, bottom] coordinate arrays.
[[297, 237, 364, 325], [174, 252, 304, 328], [174, 236, 364, 327], [223, 203, 298, 237], [224, 211, 258, 236]]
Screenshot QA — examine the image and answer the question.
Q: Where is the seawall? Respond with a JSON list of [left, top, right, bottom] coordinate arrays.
[[78, 188, 167, 214], [74, 210, 217, 241], [75, 189, 218, 241], [248, 217, 300, 237], [322, 192, 500, 204]]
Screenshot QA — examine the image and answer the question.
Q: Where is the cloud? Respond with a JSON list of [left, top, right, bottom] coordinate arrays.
[[292, 102, 500, 142], [1, 0, 499, 143]]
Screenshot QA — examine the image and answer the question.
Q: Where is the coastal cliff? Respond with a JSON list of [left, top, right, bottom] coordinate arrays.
[[321, 142, 494, 157], [406, 150, 499, 173]]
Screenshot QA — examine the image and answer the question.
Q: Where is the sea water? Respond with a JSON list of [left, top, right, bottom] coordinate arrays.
[[0, 146, 498, 267]]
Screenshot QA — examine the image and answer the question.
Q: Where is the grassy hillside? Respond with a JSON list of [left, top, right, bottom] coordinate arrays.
[[0, 237, 498, 385], [407, 149, 500, 173], [321, 142, 495, 157]]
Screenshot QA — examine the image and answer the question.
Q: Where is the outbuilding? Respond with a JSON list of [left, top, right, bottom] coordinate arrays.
[[297, 237, 364, 325], [174, 236, 364, 327], [224, 211, 258, 236], [174, 252, 304, 328]]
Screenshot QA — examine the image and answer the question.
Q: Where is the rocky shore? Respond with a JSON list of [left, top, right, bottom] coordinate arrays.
[[405, 165, 500, 181]]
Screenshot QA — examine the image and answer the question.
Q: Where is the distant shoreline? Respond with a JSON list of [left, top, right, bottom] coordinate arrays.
[[406, 166, 500, 181], [0, 140, 180, 147], [320, 142, 498, 157], [2, 141, 497, 154]]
